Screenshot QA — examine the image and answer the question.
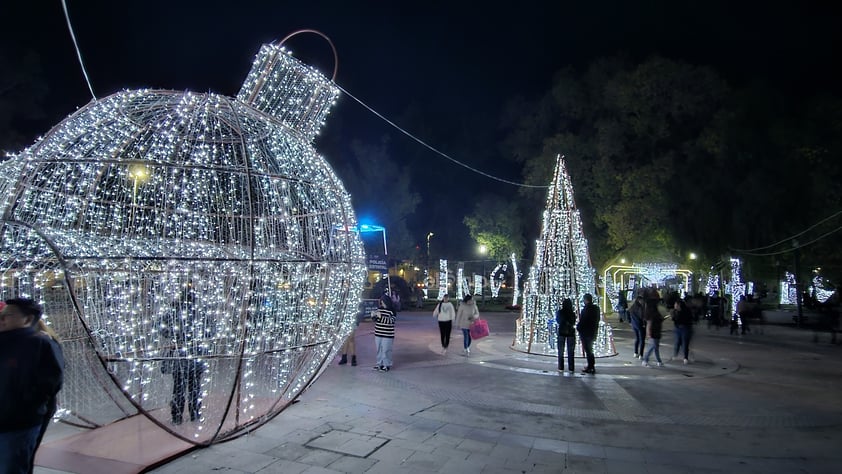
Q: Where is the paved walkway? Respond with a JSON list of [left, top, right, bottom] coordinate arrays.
[[37, 311, 842, 473]]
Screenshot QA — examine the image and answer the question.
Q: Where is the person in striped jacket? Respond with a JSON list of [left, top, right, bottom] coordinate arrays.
[[371, 295, 396, 372]]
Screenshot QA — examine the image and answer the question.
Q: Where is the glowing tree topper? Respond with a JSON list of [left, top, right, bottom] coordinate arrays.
[[0, 41, 366, 445], [513, 155, 615, 356]]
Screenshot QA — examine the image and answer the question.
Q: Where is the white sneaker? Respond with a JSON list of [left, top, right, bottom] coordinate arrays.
[[466, 347, 471, 354], [683, 358, 689, 365], [442, 348, 447, 355], [642, 361, 650, 367], [657, 362, 664, 367]]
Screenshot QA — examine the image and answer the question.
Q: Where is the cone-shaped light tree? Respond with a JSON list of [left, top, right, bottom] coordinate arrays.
[[513, 155, 616, 356]]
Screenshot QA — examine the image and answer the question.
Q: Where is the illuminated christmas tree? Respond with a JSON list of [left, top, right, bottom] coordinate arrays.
[[0, 42, 366, 444], [513, 155, 615, 356]]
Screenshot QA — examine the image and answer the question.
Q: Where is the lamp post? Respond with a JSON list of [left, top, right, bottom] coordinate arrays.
[[479, 244, 487, 304], [426, 232, 434, 295]]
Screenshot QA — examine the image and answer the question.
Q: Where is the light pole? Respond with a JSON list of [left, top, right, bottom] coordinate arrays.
[[426, 232, 434, 295], [479, 244, 487, 304]]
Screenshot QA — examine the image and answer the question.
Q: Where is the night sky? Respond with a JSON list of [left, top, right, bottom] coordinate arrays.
[[2, 0, 841, 258]]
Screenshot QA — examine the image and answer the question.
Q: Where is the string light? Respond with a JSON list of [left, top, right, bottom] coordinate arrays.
[[513, 155, 615, 356], [437, 259, 448, 300], [0, 43, 365, 445]]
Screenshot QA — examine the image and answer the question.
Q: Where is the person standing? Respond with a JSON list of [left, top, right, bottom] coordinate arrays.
[[616, 291, 629, 323], [577, 294, 600, 374], [0, 298, 64, 474], [671, 299, 694, 364], [454, 294, 479, 355], [432, 294, 456, 354], [642, 292, 664, 367], [629, 295, 646, 359], [371, 296, 396, 372], [164, 282, 205, 424], [556, 298, 577, 373], [337, 319, 358, 367]]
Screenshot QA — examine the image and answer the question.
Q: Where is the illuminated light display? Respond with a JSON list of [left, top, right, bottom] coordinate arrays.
[[0, 43, 366, 445], [489, 263, 504, 298], [512, 155, 615, 356], [437, 259, 448, 300], [473, 274, 482, 295], [510, 253, 521, 306]]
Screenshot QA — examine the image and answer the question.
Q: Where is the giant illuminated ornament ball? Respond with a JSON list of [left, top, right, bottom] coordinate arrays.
[[0, 41, 366, 444]]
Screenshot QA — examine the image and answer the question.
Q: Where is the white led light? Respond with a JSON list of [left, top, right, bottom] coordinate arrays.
[[513, 155, 614, 356], [0, 43, 365, 444]]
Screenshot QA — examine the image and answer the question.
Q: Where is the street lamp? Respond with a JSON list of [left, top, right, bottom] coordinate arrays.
[[478, 244, 487, 304], [426, 232, 434, 297]]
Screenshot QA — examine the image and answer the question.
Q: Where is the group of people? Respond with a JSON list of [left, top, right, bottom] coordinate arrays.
[[336, 292, 483, 373], [0, 298, 65, 474], [336, 293, 398, 372], [555, 294, 601, 374], [432, 293, 479, 355], [627, 288, 695, 367]]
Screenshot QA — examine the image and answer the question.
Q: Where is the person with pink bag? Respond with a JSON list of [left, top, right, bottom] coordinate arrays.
[[454, 294, 479, 355]]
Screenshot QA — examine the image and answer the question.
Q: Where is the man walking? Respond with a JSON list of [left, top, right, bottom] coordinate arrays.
[[577, 294, 600, 374]]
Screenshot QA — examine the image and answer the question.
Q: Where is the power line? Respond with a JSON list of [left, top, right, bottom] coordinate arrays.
[[335, 84, 548, 189], [737, 225, 842, 257], [730, 210, 842, 253], [61, 0, 96, 101]]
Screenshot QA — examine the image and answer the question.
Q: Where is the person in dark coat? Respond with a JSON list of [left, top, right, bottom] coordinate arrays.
[[629, 295, 646, 359], [0, 298, 64, 474], [642, 292, 664, 367], [556, 298, 577, 373], [672, 299, 694, 364], [576, 293, 600, 374]]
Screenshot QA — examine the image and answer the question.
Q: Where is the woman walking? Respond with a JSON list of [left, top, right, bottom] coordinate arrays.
[[642, 291, 664, 367], [432, 294, 456, 354], [629, 295, 646, 358], [454, 294, 479, 355]]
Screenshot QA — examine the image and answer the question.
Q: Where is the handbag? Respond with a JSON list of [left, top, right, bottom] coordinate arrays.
[[469, 318, 489, 340]]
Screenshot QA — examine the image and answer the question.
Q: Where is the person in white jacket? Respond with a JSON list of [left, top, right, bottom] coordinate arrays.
[[454, 294, 479, 355], [432, 294, 456, 354]]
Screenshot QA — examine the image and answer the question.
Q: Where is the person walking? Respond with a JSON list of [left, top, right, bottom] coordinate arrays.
[[671, 299, 694, 364], [432, 294, 456, 354], [642, 292, 664, 367], [371, 296, 396, 372], [629, 295, 646, 359], [0, 298, 65, 474], [454, 294, 479, 355], [616, 291, 629, 323], [577, 293, 600, 374], [556, 298, 577, 373]]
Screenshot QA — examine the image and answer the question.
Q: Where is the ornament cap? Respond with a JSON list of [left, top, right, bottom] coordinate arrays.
[[237, 44, 339, 141]]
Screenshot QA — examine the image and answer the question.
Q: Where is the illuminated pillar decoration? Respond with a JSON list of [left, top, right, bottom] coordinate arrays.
[[456, 265, 465, 301], [727, 258, 746, 318], [437, 259, 448, 300], [489, 263, 504, 298], [473, 274, 483, 296], [780, 272, 796, 305], [511, 253, 521, 306], [513, 155, 615, 356], [0, 43, 367, 445]]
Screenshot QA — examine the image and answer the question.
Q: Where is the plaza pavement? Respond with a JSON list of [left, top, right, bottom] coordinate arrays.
[[37, 310, 842, 474]]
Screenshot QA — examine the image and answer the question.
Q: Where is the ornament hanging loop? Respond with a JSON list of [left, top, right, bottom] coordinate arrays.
[[277, 29, 339, 82]]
